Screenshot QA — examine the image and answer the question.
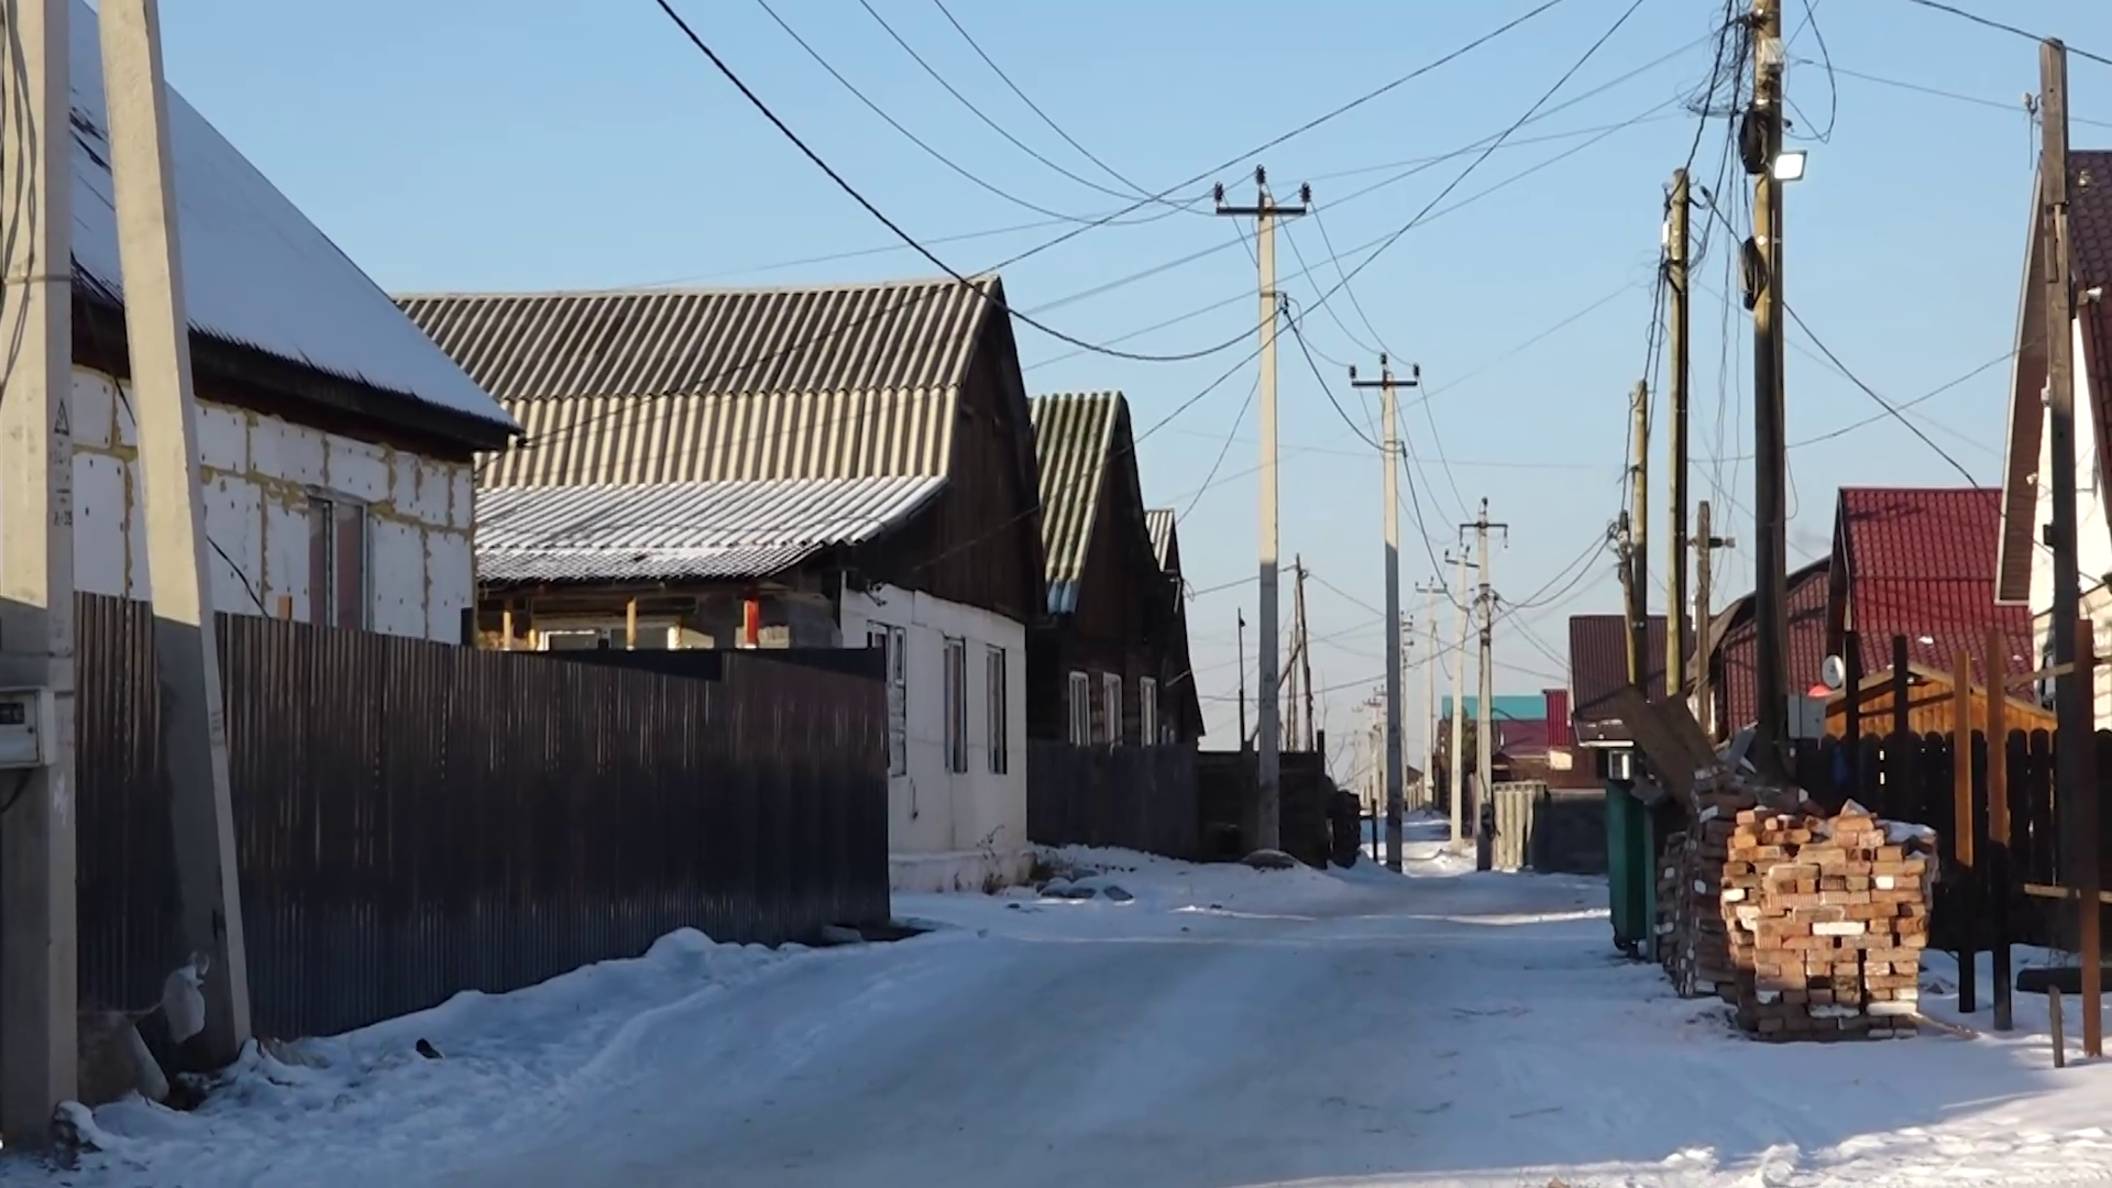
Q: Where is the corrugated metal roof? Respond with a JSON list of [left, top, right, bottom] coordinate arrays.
[[476, 475, 945, 585], [1836, 487, 2033, 677], [1144, 508, 1177, 573], [1716, 559, 1832, 734], [400, 277, 998, 486], [1567, 614, 1667, 726], [1030, 392, 1134, 615], [64, 2, 512, 434]]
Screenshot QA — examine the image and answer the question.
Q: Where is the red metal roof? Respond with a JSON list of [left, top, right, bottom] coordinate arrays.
[[1715, 559, 1831, 734], [1835, 487, 2034, 677]]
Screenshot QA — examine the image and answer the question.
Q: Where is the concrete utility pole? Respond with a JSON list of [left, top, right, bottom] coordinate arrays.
[[1352, 356, 1418, 869], [1216, 167, 1307, 852], [2040, 37, 2100, 1057], [1461, 501, 1507, 837], [1628, 380, 1651, 689], [1419, 582, 1441, 812], [1666, 168, 1692, 698], [1748, 0, 1790, 775], [1692, 500, 1734, 738], [1448, 549, 1475, 848], [0, 0, 77, 1144], [101, 0, 252, 1064]]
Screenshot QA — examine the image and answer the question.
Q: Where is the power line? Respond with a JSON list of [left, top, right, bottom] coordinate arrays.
[[926, 0, 1183, 212], [1778, 301, 1983, 487], [1284, 307, 1384, 453], [659, 0, 1248, 364], [1799, 58, 2112, 129], [1180, 377, 1258, 522], [1896, 0, 2112, 69]]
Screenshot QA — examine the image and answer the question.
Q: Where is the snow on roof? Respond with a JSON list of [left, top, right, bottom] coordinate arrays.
[[66, 2, 515, 434]]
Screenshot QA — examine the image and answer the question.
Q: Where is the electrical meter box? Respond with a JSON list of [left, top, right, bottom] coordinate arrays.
[[0, 686, 55, 769]]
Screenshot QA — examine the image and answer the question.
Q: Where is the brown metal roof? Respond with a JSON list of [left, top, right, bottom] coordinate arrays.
[[1713, 557, 1832, 735], [1567, 614, 1667, 729], [399, 277, 1001, 487]]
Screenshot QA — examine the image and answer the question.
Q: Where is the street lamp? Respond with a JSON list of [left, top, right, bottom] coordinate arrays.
[[1771, 150, 1808, 183]]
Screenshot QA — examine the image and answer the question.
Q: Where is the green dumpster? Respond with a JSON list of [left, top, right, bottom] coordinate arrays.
[[1604, 779, 1651, 955]]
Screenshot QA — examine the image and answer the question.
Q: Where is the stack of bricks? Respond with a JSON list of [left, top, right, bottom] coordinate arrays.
[[1727, 801, 1935, 1040], [1655, 773, 1764, 999]]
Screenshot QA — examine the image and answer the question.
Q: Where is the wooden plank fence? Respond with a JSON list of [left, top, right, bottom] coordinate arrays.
[[70, 593, 889, 1040], [1026, 741, 1198, 860]]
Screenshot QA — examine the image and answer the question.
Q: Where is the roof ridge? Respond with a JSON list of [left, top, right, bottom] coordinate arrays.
[[394, 273, 989, 302]]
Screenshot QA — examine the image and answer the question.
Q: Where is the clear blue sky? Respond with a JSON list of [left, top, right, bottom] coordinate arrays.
[[160, 1, 2112, 770]]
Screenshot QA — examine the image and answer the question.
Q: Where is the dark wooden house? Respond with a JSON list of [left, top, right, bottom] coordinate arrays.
[[1027, 393, 1197, 745]]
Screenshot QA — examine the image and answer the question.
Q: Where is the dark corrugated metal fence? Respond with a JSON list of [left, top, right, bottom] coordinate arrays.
[[74, 594, 887, 1039], [1026, 741, 1198, 859]]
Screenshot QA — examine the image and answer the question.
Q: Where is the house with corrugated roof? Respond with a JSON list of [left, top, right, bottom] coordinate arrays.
[[1027, 393, 1197, 745], [1996, 148, 2112, 718], [400, 275, 1045, 893], [61, 1, 516, 638], [1144, 508, 1205, 742]]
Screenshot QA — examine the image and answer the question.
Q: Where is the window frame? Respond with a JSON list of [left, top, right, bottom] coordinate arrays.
[[870, 624, 908, 776], [1100, 672, 1123, 746], [1140, 675, 1159, 746], [1067, 671, 1091, 745], [985, 645, 1009, 775], [943, 636, 969, 774], [307, 493, 368, 630]]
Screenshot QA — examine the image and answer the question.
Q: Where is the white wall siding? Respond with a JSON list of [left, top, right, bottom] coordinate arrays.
[[841, 581, 1029, 892], [2032, 316, 2112, 724], [65, 364, 476, 643]]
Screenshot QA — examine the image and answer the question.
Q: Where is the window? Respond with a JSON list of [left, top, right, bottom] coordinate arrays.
[[870, 624, 907, 775], [1100, 672, 1123, 745], [1140, 676, 1159, 747], [307, 496, 366, 629], [986, 645, 1009, 774], [944, 636, 968, 773], [1067, 671, 1090, 745]]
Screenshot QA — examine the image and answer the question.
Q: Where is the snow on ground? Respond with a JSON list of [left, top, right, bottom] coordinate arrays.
[[8, 813, 2112, 1187]]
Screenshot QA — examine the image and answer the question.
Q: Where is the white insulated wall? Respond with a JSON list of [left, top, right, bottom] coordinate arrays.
[[66, 366, 476, 642], [840, 583, 1028, 877]]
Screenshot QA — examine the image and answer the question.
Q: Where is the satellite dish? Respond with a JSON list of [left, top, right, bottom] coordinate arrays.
[[1821, 654, 1848, 691]]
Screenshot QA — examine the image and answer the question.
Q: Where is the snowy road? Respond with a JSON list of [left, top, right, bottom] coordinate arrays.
[[16, 818, 2112, 1186]]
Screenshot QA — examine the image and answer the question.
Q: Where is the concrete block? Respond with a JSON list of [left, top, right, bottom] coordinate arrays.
[[450, 465, 474, 530], [202, 473, 264, 615], [262, 496, 312, 623]]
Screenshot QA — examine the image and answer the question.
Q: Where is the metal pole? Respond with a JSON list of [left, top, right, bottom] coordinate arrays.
[[1237, 609, 1247, 749], [1694, 502, 1714, 734], [1215, 169, 1307, 852], [1354, 358, 1412, 868], [1750, 0, 1790, 776], [101, 0, 253, 1063], [1295, 557, 1315, 752], [0, 0, 78, 1142], [1425, 584, 1439, 813], [1667, 169, 1691, 698], [1629, 381, 1650, 690]]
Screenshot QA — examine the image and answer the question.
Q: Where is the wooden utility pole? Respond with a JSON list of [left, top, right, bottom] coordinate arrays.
[[1461, 502, 1507, 837], [1749, 0, 1790, 775], [1449, 550, 1475, 848], [0, 0, 77, 1143], [1627, 380, 1650, 689], [2041, 37, 2098, 1058], [1986, 625, 2014, 1032], [101, 0, 252, 1064], [1353, 357, 1417, 868], [1216, 167, 1307, 852], [1666, 169, 1692, 698], [1692, 501, 1734, 738]]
